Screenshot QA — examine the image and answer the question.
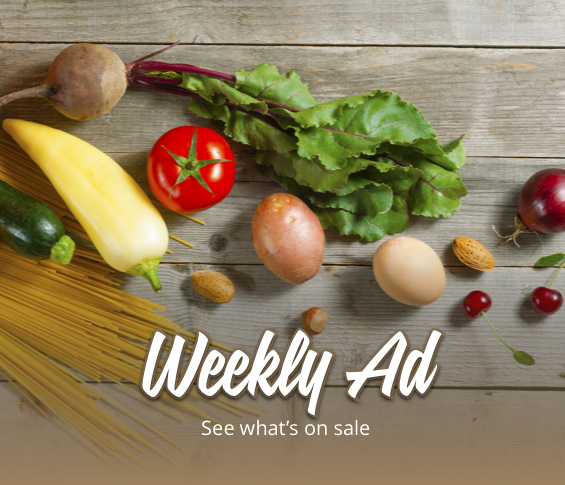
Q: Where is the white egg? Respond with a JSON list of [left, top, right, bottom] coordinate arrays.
[[373, 237, 446, 306]]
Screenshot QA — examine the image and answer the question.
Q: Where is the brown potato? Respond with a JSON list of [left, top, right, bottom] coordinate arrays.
[[251, 193, 325, 285]]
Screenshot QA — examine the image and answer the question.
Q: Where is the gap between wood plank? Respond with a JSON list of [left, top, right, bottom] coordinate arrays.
[[1, 376, 563, 391], [162, 262, 549, 268], [105, 152, 565, 160], [3, 41, 565, 50]]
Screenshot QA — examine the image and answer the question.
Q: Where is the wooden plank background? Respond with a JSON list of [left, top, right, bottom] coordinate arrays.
[[1, 1, 565, 483], [1, 383, 563, 485], [2, 0, 565, 46]]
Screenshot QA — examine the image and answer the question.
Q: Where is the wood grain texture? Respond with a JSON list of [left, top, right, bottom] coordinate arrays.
[[1, 383, 563, 484], [113, 263, 565, 388], [1, 44, 565, 158], [1, 1, 565, 47]]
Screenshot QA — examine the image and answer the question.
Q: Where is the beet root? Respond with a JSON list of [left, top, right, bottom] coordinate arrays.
[[0, 42, 230, 122], [0, 44, 127, 121]]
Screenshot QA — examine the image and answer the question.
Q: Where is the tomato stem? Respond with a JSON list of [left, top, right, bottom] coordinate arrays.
[[163, 129, 233, 197]]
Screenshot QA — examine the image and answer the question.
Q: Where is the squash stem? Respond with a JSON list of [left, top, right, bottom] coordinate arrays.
[[127, 257, 163, 292], [142, 269, 162, 293], [50, 235, 75, 265]]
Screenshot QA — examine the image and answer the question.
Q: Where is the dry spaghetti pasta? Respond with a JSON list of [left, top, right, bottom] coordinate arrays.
[[0, 131, 254, 467], [168, 233, 195, 248]]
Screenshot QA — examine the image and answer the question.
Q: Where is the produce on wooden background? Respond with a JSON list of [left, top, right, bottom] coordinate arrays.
[[251, 193, 325, 285], [373, 237, 445, 306], [2, 118, 169, 292], [2, 40, 556, 466], [0, 43, 468, 240], [499, 168, 565, 245], [518, 169, 565, 234], [147, 126, 235, 214], [452, 236, 495, 272], [530, 253, 565, 315], [301, 307, 328, 335], [0, 179, 75, 264], [461, 291, 535, 366], [0, 132, 255, 467], [0, 43, 127, 121], [191, 270, 235, 303]]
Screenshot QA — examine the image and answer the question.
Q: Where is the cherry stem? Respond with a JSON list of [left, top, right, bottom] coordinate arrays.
[[549, 259, 565, 289], [480, 311, 515, 352]]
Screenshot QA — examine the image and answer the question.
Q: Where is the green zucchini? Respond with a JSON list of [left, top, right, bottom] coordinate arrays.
[[0, 179, 74, 264]]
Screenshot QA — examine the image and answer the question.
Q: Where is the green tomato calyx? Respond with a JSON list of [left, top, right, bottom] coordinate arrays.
[[163, 129, 233, 198]]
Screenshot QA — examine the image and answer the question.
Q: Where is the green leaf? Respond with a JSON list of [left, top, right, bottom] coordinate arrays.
[[235, 64, 317, 110], [407, 164, 467, 218], [294, 90, 436, 170], [359, 162, 422, 199], [188, 99, 297, 153], [312, 163, 421, 240], [315, 194, 411, 242], [408, 135, 466, 171], [255, 150, 374, 193], [271, 94, 370, 129], [311, 183, 393, 218], [513, 351, 535, 366], [181, 73, 267, 111], [534, 253, 565, 267], [255, 150, 297, 179], [383, 145, 467, 218]]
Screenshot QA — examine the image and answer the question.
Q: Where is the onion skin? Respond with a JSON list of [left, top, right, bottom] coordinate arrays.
[[518, 168, 565, 234]]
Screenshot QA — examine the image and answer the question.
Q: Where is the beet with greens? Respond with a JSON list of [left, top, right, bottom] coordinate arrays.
[[0, 43, 467, 241]]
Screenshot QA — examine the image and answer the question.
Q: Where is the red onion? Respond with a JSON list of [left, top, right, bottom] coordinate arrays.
[[518, 168, 565, 233]]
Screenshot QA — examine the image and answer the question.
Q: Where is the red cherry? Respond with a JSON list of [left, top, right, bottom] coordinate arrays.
[[462, 291, 492, 319], [530, 287, 563, 315]]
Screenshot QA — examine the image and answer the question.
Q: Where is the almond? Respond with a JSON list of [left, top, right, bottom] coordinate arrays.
[[453, 237, 495, 272], [191, 270, 234, 303]]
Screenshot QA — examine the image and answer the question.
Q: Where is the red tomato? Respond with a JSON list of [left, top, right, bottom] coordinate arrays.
[[147, 126, 235, 214]]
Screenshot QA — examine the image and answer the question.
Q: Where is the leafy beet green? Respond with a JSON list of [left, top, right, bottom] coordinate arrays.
[[142, 61, 467, 241]]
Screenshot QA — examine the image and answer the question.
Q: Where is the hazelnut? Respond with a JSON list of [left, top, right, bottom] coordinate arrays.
[[301, 307, 328, 335]]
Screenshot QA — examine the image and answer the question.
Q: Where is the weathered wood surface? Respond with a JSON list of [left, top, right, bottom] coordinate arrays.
[[1, 383, 563, 484], [1, 44, 565, 158], [119, 264, 565, 388], [2, 1, 565, 47], [2, 1, 565, 481]]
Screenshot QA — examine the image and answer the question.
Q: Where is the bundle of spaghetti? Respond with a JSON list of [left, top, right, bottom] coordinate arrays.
[[0, 132, 258, 466], [0, 328, 178, 469]]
